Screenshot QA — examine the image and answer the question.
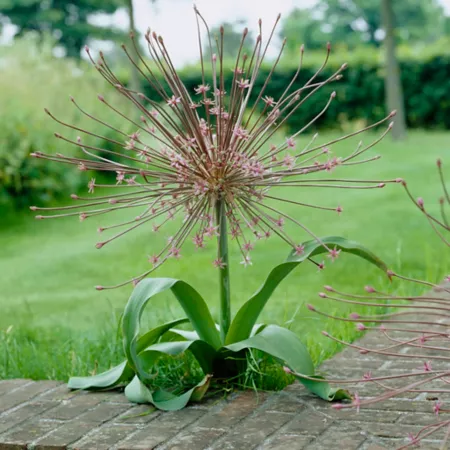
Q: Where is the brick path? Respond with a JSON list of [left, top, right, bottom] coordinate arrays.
[[0, 330, 447, 449]]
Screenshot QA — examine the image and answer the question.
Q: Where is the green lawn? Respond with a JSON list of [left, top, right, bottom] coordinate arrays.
[[0, 130, 448, 385]]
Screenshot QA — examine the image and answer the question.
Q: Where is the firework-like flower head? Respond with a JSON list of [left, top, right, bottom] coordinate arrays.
[[31, 8, 396, 288]]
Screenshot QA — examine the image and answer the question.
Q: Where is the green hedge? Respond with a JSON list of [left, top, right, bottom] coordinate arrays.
[[128, 55, 450, 131]]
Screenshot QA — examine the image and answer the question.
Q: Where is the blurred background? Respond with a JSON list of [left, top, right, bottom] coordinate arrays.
[[0, 0, 448, 381]]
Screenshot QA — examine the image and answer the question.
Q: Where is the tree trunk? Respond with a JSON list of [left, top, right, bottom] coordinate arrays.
[[381, 0, 407, 140], [125, 0, 142, 96]]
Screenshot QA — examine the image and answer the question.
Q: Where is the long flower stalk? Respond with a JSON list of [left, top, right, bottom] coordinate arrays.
[[216, 198, 231, 341]]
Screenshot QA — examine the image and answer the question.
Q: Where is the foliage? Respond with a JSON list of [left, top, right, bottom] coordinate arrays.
[[0, 34, 133, 207], [68, 237, 388, 410], [280, 0, 447, 51], [153, 54, 450, 132], [0, 130, 446, 383], [0, 0, 127, 58]]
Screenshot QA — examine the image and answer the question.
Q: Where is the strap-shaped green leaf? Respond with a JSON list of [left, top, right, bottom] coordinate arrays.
[[68, 318, 189, 390], [136, 318, 189, 353], [225, 325, 350, 401], [68, 361, 134, 390], [125, 374, 212, 411], [226, 236, 388, 344], [123, 278, 221, 383]]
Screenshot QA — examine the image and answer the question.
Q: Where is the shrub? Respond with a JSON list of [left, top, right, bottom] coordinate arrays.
[[0, 34, 133, 207]]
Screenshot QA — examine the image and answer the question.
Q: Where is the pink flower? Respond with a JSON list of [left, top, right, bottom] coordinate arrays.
[[327, 247, 341, 262], [213, 258, 227, 269], [263, 96, 276, 107], [167, 95, 181, 107], [286, 137, 296, 149], [169, 247, 181, 259], [275, 217, 285, 228], [434, 401, 442, 416], [336, 205, 343, 215], [116, 171, 125, 184], [148, 255, 160, 266], [194, 84, 210, 95], [204, 224, 219, 238], [192, 234, 205, 249], [243, 242, 254, 252], [240, 255, 252, 267], [88, 178, 95, 194], [283, 154, 296, 169], [233, 126, 249, 140], [236, 78, 250, 89], [356, 323, 365, 331], [294, 245, 305, 256]]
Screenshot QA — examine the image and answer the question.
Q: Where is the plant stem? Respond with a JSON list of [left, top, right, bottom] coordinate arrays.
[[216, 198, 231, 343]]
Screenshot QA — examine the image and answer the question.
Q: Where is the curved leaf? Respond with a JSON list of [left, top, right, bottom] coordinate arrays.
[[161, 328, 200, 342], [136, 318, 189, 353], [123, 278, 221, 383], [225, 325, 350, 401], [68, 361, 134, 390], [226, 236, 388, 344], [125, 374, 212, 411]]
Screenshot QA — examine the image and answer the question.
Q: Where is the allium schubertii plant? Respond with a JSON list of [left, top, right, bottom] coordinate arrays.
[[308, 161, 450, 448], [31, 9, 397, 410]]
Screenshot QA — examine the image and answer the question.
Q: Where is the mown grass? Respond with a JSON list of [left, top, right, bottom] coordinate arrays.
[[0, 130, 448, 390]]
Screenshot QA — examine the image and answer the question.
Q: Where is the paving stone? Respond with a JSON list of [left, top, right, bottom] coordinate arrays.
[[164, 426, 225, 450], [260, 433, 313, 450], [34, 420, 99, 449], [0, 382, 60, 414], [0, 380, 31, 398], [70, 424, 138, 450], [265, 392, 306, 413], [77, 402, 131, 424], [0, 401, 59, 434], [303, 424, 367, 450], [211, 410, 292, 450], [40, 392, 107, 420], [117, 408, 205, 449], [1, 419, 62, 444], [197, 392, 266, 429], [285, 410, 332, 435]]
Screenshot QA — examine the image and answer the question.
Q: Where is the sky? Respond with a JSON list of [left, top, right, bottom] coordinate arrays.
[[96, 0, 450, 66]]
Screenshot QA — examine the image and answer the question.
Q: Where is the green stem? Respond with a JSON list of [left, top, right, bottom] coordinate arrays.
[[216, 199, 231, 343]]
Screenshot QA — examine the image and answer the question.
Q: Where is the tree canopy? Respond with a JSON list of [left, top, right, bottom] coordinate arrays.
[[281, 0, 447, 51], [0, 0, 127, 58]]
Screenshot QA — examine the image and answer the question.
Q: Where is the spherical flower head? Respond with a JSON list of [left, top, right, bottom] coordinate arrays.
[[356, 323, 365, 331], [32, 9, 396, 289]]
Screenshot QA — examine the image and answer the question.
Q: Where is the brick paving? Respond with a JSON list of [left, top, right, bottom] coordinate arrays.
[[0, 333, 447, 449]]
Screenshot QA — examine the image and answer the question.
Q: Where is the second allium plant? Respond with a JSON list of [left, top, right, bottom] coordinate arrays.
[[31, 8, 396, 409]]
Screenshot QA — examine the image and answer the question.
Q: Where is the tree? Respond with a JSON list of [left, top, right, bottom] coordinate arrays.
[[0, 0, 127, 58], [381, 0, 406, 140], [281, 0, 446, 49]]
